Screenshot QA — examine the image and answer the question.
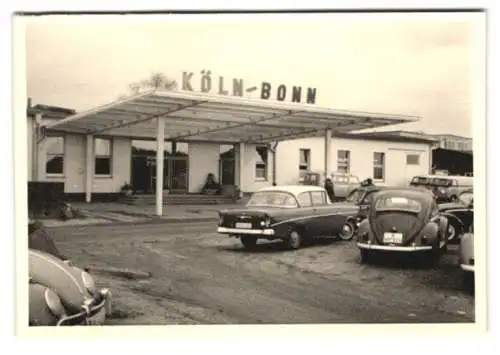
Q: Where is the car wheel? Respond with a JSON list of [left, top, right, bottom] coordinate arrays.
[[240, 236, 257, 250], [462, 272, 475, 294], [339, 221, 356, 241], [447, 223, 457, 241], [360, 249, 370, 263], [284, 230, 302, 250]]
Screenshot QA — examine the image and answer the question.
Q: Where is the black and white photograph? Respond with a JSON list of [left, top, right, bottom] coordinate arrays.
[[11, 7, 487, 335]]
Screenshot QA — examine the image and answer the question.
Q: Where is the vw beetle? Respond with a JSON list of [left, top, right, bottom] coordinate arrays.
[[356, 188, 450, 264], [28, 219, 112, 326]]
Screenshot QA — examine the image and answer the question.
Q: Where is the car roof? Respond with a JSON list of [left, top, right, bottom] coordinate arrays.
[[373, 187, 435, 203], [257, 185, 326, 196]]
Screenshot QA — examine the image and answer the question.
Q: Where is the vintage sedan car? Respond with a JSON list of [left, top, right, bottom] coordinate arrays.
[[458, 225, 474, 292], [217, 185, 360, 250], [28, 220, 112, 326], [438, 189, 474, 243], [356, 188, 450, 264], [301, 171, 360, 199]]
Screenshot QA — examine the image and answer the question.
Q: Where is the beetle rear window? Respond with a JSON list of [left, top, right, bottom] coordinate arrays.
[[374, 196, 422, 212]]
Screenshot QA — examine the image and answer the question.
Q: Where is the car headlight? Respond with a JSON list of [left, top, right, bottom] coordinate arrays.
[[81, 271, 96, 295], [44, 288, 66, 317]]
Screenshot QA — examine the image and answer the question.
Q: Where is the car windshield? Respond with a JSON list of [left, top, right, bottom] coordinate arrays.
[[247, 191, 298, 208], [374, 196, 423, 213], [430, 178, 452, 187], [411, 176, 430, 185], [345, 189, 364, 203], [458, 191, 474, 205]]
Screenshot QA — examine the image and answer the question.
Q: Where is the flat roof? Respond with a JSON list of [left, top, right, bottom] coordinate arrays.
[[42, 90, 419, 144], [336, 131, 438, 144]]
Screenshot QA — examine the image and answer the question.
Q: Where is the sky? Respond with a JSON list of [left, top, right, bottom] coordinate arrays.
[[24, 12, 485, 138]]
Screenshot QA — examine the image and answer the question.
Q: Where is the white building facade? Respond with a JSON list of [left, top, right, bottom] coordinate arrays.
[[28, 109, 434, 198]]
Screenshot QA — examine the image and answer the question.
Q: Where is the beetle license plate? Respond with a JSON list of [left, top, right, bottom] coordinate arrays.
[[383, 232, 403, 244], [235, 222, 252, 229]]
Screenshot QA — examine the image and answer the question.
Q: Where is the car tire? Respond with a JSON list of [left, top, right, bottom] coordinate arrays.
[[284, 230, 302, 250], [359, 249, 370, 263], [339, 221, 356, 241], [447, 221, 463, 244], [240, 236, 257, 250], [462, 272, 475, 294]]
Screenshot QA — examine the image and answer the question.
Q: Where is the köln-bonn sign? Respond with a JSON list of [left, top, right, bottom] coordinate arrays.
[[181, 70, 317, 104]]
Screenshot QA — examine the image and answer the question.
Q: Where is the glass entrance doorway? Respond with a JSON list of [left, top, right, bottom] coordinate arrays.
[[219, 144, 236, 186], [147, 157, 188, 194], [131, 140, 189, 194]]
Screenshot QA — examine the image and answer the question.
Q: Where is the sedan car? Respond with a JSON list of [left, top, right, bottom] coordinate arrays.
[[28, 220, 112, 326], [356, 188, 450, 264], [217, 185, 360, 250], [438, 189, 474, 243]]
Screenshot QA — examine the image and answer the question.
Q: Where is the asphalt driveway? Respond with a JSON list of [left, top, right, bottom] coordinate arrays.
[[48, 221, 475, 325]]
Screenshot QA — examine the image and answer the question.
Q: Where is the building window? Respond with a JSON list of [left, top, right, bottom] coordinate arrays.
[[45, 136, 64, 175], [373, 152, 385, 181], [95, 138, 112, 176], [337, 150, 350, 173], [406, 153, 420, 165], [299, 148, 311, 181], [255, 146, 268, 180]]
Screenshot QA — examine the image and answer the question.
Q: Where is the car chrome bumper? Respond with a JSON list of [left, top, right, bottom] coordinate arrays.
[[357, 242, 433, 252], [57, 288, 112, 326], [217, 227, 275, 236], [460, 264, 475, 273]]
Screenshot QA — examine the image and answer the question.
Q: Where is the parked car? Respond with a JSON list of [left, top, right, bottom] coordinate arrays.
[[438, 189, 474, 243], [356, 188, 450, 264], [410, 174, 473, 202], [345, 186, 386, 224], [217, 185, 360, 250], [458, 224, 474, 292], [28, 220, 112, 326], [301, 171, 360, 200]]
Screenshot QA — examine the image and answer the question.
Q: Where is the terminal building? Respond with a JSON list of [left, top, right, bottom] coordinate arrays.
[[26, 91, 437, 215]]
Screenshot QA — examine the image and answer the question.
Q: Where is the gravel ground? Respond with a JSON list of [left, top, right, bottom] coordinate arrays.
[[48, 221, 475, 325]]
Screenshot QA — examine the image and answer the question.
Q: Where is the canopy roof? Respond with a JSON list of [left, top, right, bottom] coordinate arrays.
[[42, 90, 419, 144]]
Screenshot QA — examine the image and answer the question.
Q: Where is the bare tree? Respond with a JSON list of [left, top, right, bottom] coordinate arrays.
[[129, 72, 178, 93], [118, 72, 178, 99]]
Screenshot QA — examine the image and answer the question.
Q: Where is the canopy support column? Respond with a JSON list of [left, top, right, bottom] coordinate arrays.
[[238, 142, 245, 196], [155, 116, 165, 216], [269, 141, 279, 186], [85, 134, 94, 203], [324, 128, 332, 179]]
